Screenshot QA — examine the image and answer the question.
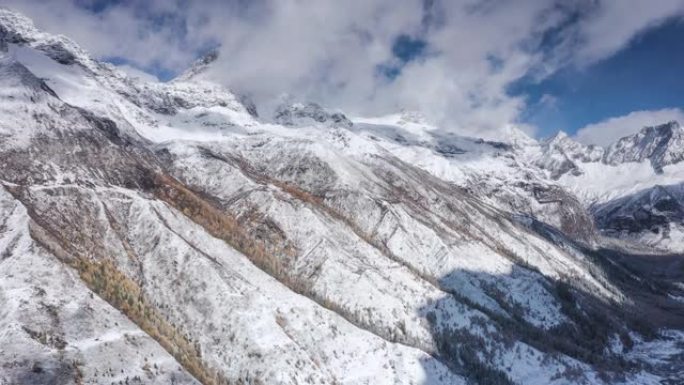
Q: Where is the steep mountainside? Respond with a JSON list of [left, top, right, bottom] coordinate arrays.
[[0, 8, 683, 385]]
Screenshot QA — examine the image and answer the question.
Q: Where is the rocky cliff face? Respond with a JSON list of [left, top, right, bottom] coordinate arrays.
[[274, 101, 353, 128], [0, 8, 683, 385], [604, 121, 684, 173], [535, 131, 604, 179]]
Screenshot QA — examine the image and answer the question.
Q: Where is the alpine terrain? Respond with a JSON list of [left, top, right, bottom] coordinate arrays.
[[0, 8, 683, 385]]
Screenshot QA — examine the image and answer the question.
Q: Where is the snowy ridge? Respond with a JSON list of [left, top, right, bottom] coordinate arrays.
[[537, 122, 684, 201], [604, 121, 684, 171], [533, 121, 684, 251], [0, 7, 683, 385], [274, 101, 353, 128], [535, 131, 604, 179], [174, 50, 219, 83]]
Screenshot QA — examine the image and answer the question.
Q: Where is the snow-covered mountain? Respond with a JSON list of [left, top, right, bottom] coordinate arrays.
[[535, 122, 684, 252], [0, 8, 683, 385], [538, 121, 684, 182]]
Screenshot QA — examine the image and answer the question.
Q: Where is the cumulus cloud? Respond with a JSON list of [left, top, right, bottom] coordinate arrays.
[[1, 0, 683, 138], [574, 108, 684, 146]]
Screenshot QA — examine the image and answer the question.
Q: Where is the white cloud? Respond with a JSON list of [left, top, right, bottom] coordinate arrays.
[[574, 108, 684, 146], [572, 0, 684, 66], [115, 64, 159, 82], [0, 0, 202, 72], [1, 0, 683, 138]]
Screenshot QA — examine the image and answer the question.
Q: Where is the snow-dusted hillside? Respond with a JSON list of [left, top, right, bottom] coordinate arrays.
[[0, 7, 683, 385]]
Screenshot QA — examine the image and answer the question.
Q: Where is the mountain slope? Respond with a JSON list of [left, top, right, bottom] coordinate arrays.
[[0, 7, 683, 385]]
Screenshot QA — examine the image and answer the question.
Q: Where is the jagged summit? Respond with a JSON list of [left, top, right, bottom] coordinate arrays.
[[604, 120, 684, 172], [0, 7, 48, 46], [537, 121, 684, 179], [535, 131, 594, 178], [541, 130, 602, 158], [274, 100, 353, 127], [0, 7, 98, 71], [533, 120, 684, 253], [542, 130, 572, 146], [174, 49, 219, 83], [0, 10, 259, 140]]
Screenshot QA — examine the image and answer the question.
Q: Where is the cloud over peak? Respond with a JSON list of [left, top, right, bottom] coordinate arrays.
[[1, 0, 683, 138], [575, 108, 684, 146]]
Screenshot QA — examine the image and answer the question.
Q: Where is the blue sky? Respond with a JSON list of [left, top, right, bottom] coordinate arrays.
[[3, 0, 684, 143], [375, 15, 684, 140], [511, 18, 684, 138]]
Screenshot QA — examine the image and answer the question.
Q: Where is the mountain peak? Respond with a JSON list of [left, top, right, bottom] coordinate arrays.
[[274, 101, 353, 128], [542, 130, 582, 151], [639, 120, 680, 137], [541, 130, 574, 149], [0, 8, 96, 71], [604, 120, 684, 172], [174, 49, 219, 82], [0, 7, 37, 39], [536, 130, 604, 179], [547, 130, 569, 141]]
